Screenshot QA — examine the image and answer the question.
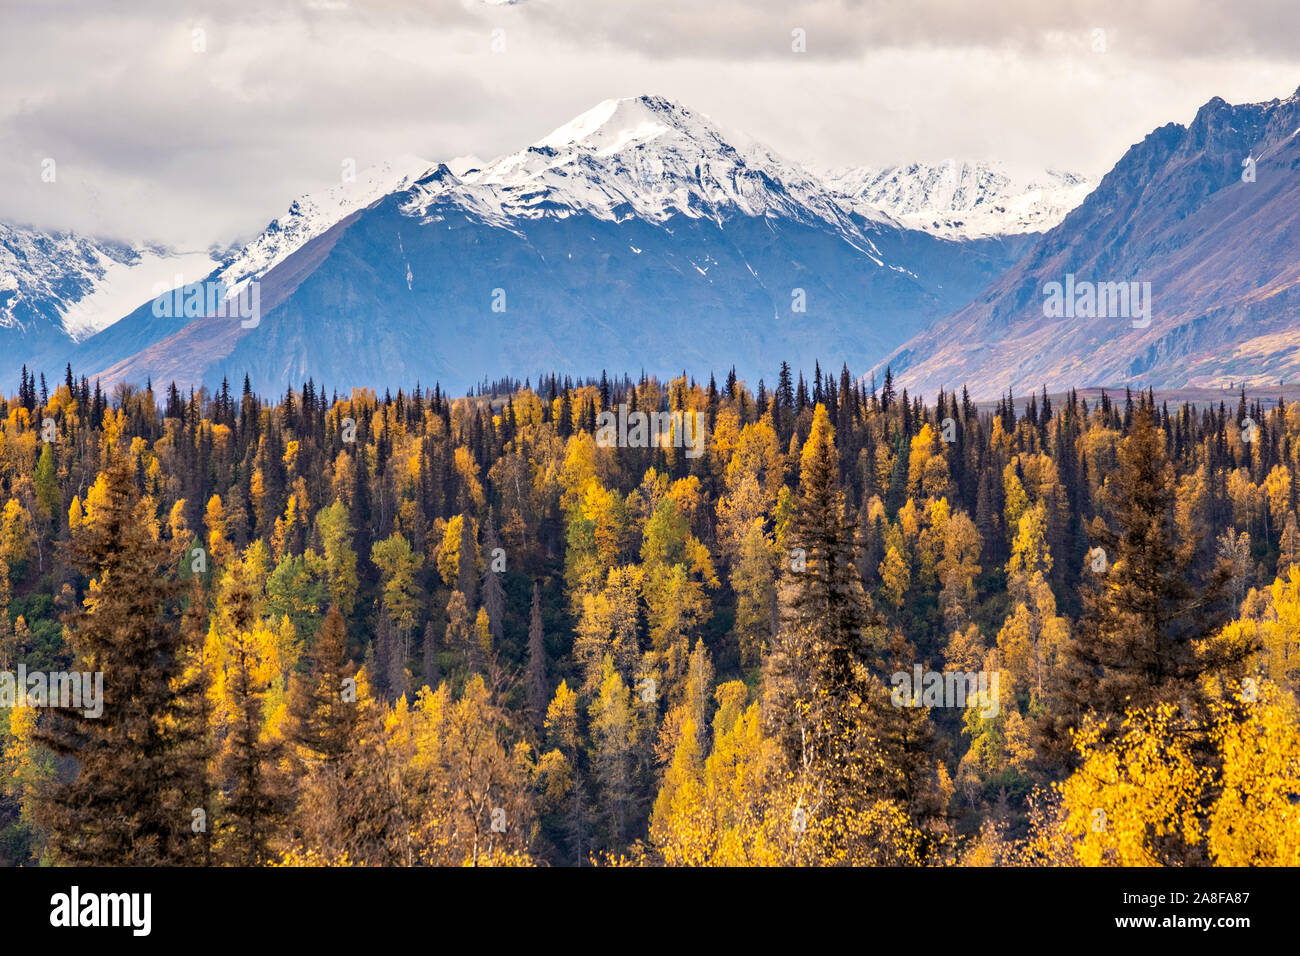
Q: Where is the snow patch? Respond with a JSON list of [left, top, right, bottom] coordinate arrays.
[[60, 248, 221, 341]]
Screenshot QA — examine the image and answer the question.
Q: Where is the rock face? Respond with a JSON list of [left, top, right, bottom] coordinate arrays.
[[886, 88, 1300, 400]]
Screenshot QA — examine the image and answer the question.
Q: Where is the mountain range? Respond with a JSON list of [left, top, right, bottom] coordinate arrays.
[[70, 96, 1039, 396], [1, 87, 1296, 399]]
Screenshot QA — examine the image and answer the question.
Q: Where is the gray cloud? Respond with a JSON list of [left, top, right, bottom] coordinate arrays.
[[1, 0, 1295, 247], [409, 0, 1300, 61]]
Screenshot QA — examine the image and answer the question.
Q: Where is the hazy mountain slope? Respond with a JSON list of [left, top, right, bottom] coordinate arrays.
[[885, 88, 1300, 400], [61, 158, 434, 386]]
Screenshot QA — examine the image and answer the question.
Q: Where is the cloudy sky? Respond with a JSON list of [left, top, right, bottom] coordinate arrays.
[[3, 0, 1297, 249]]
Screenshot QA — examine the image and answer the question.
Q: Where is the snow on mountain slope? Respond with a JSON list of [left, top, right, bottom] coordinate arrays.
[[215, 154, 436, 296], [446, 154, 486, 177], [58, 247, 222, 341], [0, 223, 219, 342], [822, 161, 1093, 240]]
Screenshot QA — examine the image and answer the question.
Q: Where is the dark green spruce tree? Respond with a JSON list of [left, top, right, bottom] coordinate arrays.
[[35, 457, 203, 864], [1042, 401, 1249, 766]]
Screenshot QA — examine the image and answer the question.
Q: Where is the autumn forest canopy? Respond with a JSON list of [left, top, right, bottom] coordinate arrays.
[[1, 361, 1298, 867]]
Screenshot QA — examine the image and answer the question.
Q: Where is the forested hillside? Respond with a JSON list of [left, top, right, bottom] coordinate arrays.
[[1, 362, 1297, 866]]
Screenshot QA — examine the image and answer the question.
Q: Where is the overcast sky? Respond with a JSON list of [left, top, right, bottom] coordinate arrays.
[[2, 0, 1297, 249]]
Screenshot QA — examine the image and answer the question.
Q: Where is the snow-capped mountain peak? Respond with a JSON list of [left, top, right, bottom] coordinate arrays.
[[822, 160, 1093, 240], [411, 95, 868, 241]]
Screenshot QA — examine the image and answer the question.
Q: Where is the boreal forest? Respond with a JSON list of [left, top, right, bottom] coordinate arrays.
[[1, 361, 1298, 867]]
